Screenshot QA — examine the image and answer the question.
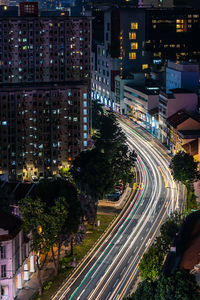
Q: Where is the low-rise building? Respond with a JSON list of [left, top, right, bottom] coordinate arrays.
[[166, 61, 199, 94], [0, 210, 34, 300], [158, 89, 198, 145], [166, 110, 200, 168], [124, 84, 159, 136]]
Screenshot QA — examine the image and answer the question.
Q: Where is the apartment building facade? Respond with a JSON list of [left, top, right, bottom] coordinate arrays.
[[0, 82, 90, 180], [0, 15, 92, 83], [0, 10, 92, 180]]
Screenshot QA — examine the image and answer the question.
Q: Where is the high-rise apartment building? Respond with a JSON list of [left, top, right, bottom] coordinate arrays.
[[0, 9, 92, 180], [0, 83, 90, 180], [0, 15, 92, 83]]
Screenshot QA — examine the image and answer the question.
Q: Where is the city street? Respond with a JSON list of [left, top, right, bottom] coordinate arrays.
[[51, 118, 184, 300]]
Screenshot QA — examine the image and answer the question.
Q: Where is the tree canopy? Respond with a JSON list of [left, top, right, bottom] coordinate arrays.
[[155, 269, 199, 300], [128, 269, 199, 300], [139, 245, 165, 281], [92, 100, 104, 130], [139, 214, 182, 281], [169, 151, 200, 187], [19, 178, 82, 294], [33, 178, 81, 234], [71, 111, 136, 223]]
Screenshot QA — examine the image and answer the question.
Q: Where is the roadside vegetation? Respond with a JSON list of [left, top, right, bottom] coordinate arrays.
[[19, 101, 137, 297], [128, 214, 200, 300], [139, 213, 182, 281], [169, 151, 200, 214], [31, 214, 115, 300]]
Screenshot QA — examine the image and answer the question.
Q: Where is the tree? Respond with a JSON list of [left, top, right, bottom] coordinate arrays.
[[155, 269, 199, 300], [94, 114, 137, 185], [92, 100, 104, 130], [128, 269, 199, 300], [169, 151, 200, 211], [19, 197, 51, 296], [139, 246, 164, 281], [34, 179, 82, 257], [157, 213, 182, 252], [19, 179, 82, 294], [127, 280, 156, 300], [170, 151, 200, 187], [71, 148, 115, 224]]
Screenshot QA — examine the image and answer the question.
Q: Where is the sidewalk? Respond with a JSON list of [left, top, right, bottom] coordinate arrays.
[[16, 248, 65, 300], [98, 184, 132, 209]]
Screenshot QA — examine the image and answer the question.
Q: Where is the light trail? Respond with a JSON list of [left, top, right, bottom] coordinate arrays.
[[52, 117, 182, 300]]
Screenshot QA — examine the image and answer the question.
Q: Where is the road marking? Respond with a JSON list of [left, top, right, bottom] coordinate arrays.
[[120, 267, 126, 276], [128, 256, 133, 263], [133, 182, 144, 190], [113, 278, 119, 288], [158, 166, 167, 188], [77, 289, 85, 300], [106, 292, 111, 300]]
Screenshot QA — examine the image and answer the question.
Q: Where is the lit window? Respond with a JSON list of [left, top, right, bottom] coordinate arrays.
[[84, 141, 87, 147], [83, 133, 87, 139], [131, 22, 138, 29], [83, 93, 87, 99], [83, 117, 87, 123], [176, 19, 187, 32], [83, 101, 87, 107], [129, 32, 136, 40], [131, 42, 138, 50], [83, 125, 87, 131], [129, 52, 136, 60], [83, 109, 87, 115], [142, 64, 148, 70]]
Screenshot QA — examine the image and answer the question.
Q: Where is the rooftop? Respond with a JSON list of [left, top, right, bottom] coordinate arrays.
[[167, 61, 199, 72], [167, 110, 190, 128], [125, 84, 159, 95], [0, 210, 22, 241]]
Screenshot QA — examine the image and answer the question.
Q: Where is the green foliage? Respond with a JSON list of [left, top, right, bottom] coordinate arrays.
[[127, 280, 156, 300], [139, 214, 183, 281], [139, 246, 164, 281], [139, 247, 164, 280], [128, 269, 199, 300], [59, 167, 72, 180], [92, 100, 104, 130], [34, 179, 81, 234], [43, 281, 53, 291], [94, 113, 136, 185], [158, 213, 182, 251], [155, 269, 199, 300], [72, 110, 136, 222], [170, 151, 200, 187], [71, 148, 115, 201], [19, 196, 68, 253]]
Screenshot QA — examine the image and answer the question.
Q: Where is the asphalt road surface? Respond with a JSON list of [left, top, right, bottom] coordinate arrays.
[[52, 117, 184, 300]]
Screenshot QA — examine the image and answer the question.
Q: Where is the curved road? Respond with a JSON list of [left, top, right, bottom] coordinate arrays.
[[52, 118, 184, 300]]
